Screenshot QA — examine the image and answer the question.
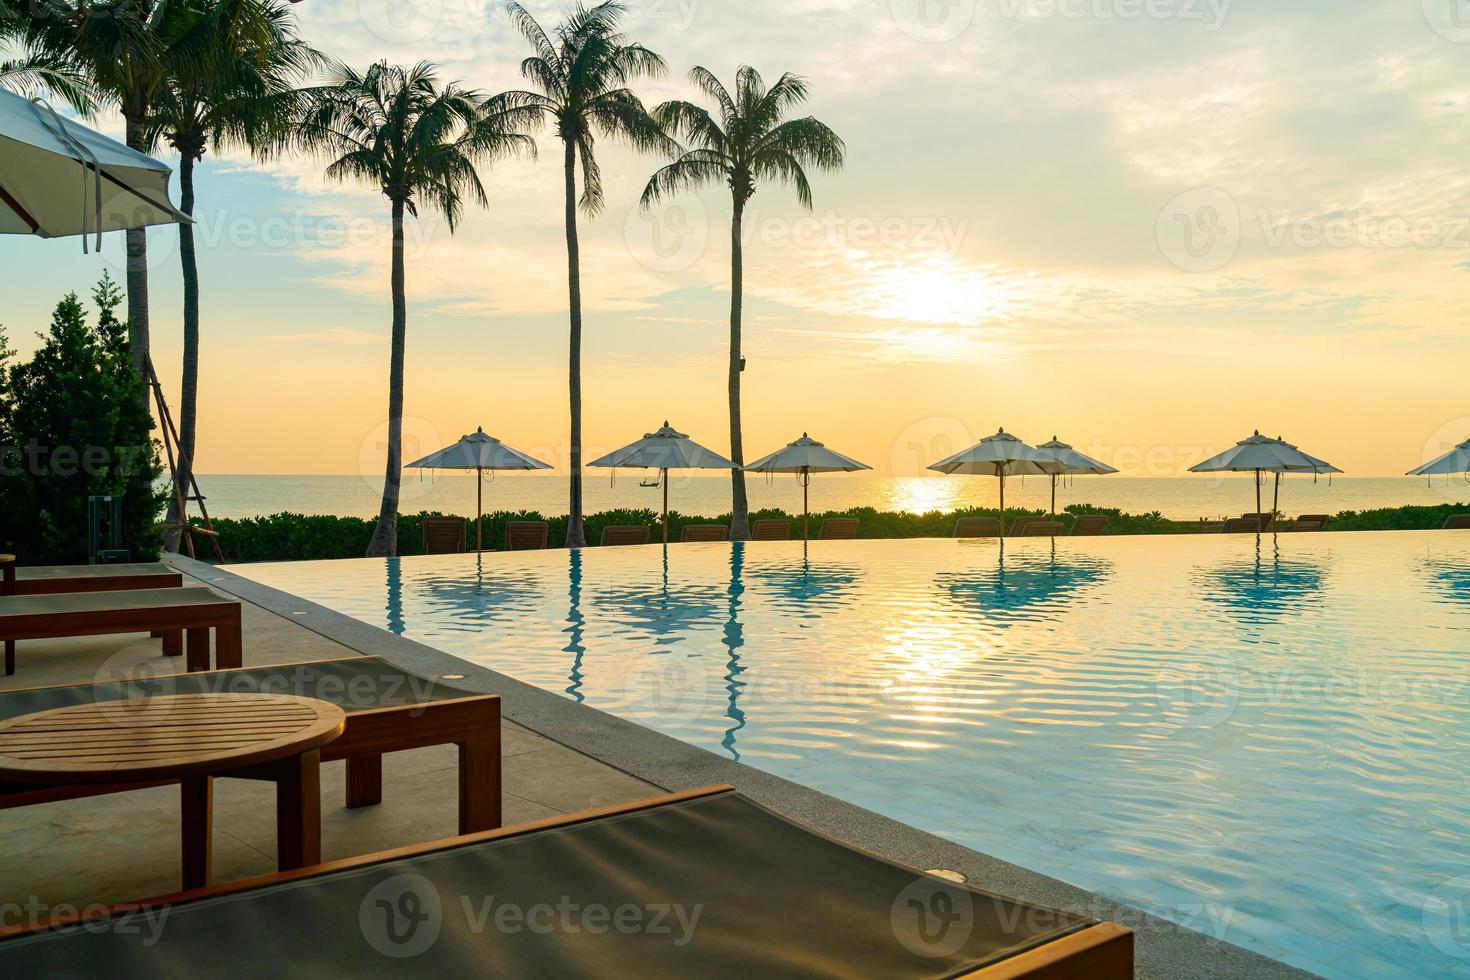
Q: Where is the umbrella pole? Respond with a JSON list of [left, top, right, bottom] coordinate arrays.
[[1272, 472, 1281, 531], [476, 466, 483, 552], [1255, 468, 1262, 533], [802, 469, 810, 541], [999, 468, 1007, 537], [662, 468, 669, 544], [1050, 473, 1057, 515]]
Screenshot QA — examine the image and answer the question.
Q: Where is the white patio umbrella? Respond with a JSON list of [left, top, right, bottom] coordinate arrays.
[[745, 433, 872, 540], [0, 90, 189, 250], [1035, 436, 1118, 514], [1188, 431, 1341, 529], [589, 422, 737, 543], [927, 429, 1052, 535], [1409, 437, 1470, 478], [406, 427, 551, 552]]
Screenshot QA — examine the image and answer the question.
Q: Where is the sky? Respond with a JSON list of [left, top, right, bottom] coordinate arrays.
[[4, 0, 1470, 478]]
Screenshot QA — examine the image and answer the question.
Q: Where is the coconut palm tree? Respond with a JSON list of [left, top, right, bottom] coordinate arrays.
[[145, 1, 321, 549], [501, 1, 672, 548], [9, 0, 285, 391], [297, 61, 535, 556], [641, 66, 844, 540], [0, 47, 96, 111]]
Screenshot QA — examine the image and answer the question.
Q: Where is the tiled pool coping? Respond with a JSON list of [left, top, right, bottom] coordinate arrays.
[[174, 552, 1315, 980]]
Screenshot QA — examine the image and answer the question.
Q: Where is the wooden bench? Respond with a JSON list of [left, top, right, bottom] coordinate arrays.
[[0, 587, 241, 676], [0, 657, 502, 835]]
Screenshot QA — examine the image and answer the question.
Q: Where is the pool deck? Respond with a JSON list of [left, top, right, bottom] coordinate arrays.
[[0, 553, 1315, 979]]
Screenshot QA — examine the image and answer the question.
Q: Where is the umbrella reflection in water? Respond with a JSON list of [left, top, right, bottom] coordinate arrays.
[[936, 541, 1114, 628], [1419, 555, 1470, 612], [743, 542, 863, 615], [1196, 536, 1329, 623]]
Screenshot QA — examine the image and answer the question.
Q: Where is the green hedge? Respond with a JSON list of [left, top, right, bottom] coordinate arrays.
[[192, 501, 1470, 564], [198, 503, 1218, 563]]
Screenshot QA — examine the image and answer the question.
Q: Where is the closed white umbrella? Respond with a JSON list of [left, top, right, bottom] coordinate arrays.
[[927, 429, 1052, 535], [745, 433, 872, 540], [1035, 436, 1118, 514], [1409, 437, 1470, 477], [406, 427, 551, 552], [1188, 431, 1341, 530], [0, 90, 189, 249], [589, 422, 736, 543]]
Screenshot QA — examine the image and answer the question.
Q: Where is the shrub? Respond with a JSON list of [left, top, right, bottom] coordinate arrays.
[[0, 275, 165, 563]]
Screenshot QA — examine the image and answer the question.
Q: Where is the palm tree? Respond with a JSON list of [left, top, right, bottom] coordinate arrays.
[[642, 66, 844, 540], [297, 61, 535, 556], [10, 0, 281, 390], [145, 1, 320, 549], [502, 0, 672, 548]]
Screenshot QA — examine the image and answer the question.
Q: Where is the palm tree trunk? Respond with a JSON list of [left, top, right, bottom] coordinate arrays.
[[123, 104, 151, 406], [563, 139, 586, 549], [728, 199, 750, 541], [367, 198, 407, 557], [164, 150, 200, 552]]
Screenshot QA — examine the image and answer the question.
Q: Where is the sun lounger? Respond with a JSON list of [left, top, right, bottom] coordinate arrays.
[[1070, 515, 1108, 536], [4, 562, 183, 597], [1021, 521, 1064, 537], [504, 521, 549, 551], [600, 525, 651, 546], [1296, 514, 1330, 529], [1221, 518, 1261, 533], [420, 517, 467, 554], [0, 785, 1132, 978], [0, 587, 241, 676], [953, 516, 1000, 538], [1007, 515, 1038, 537], [818, 517, 859, 540], [751, 519, 791, 541], [680, 524, 728, 543], [1240, 512, 1274, 531], [1288, 520, 1323, 532], [1, 561, 189, 677], [1444, 515, 1470, 530], [0, 656, 501, 834]]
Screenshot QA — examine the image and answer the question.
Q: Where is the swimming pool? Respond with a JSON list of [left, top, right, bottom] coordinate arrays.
[[233, 531, 1470, 978]]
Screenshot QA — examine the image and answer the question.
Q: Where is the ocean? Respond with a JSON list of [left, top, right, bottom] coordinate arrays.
[[190, 473, 1470, 522]]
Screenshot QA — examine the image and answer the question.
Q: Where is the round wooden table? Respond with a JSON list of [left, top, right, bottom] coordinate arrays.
[[0, 693, 345, 890]]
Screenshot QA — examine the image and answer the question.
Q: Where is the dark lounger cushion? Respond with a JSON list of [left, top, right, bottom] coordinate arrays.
[[0, 790, 1093, 977]]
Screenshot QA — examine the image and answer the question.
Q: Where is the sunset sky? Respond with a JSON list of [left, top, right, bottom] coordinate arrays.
[[4, 0, 1470, 478]]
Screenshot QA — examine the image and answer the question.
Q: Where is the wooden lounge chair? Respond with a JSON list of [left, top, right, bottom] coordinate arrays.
[[751, 519, 791, 541], [504, 521, 549, 551], [1021, 521, 1064, 537], [600, 525, 651, 547], [1240, 512, 1274, 531], [1296, 514, 1330, 529], [1288, 520, 1324, 532], [0, 656, 500, 835], [1221, 518, 1261, 534], [953, 516, 1001, 538], [4, 562, 183, 597], [0, 785, 1133, 978], [0, 588, 241, 676], [818, 517, 859, 540], [680, 524, 728, 543], [1070, 515, 1108, 536], [420, 517, 466, 555], [1007, 515, 1037, 537], [1, 561, 188, 680], [1444, 514, 1470, 530]]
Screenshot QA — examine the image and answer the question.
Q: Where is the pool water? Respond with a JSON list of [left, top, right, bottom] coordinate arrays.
[[234, 531, 1470, 978]]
